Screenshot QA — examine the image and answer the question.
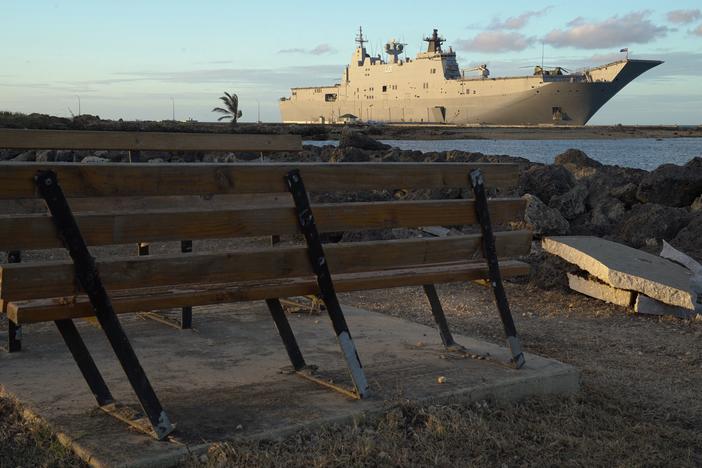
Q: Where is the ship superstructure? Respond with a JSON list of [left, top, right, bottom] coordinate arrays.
[[279, 27, 662, 125]]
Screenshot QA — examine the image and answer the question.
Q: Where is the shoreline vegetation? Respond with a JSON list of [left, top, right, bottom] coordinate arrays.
[[1, 111, 701, 140]]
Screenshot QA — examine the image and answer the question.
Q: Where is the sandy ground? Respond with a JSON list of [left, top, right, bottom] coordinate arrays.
[[2, 276, 701, 467]]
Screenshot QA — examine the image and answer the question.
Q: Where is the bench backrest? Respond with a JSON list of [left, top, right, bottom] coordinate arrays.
[[0, 130, 530, 310]]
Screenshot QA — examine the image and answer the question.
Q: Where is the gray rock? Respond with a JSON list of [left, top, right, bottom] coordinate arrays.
[[338, 129, 390, 150], [616, 203, 693, 248], [516, 194, 569, 237], [330, 147, 371, 162], [518, 165, 575, 205], [81, 156, 109, 163], [671, 214, 702, 261], [554, 148, 603, 179], [0, 150, 20, 161], [55, 150, 75, 162], [685, 156, 702, 169], [609, 182, 639, 207], [549, 183, 588, 220], [691, 195, 702, 212], [636, 163, 702, 207], [590, 197, 626, 228], [35, 150, 57, 162], [13, 150, 36, 161]]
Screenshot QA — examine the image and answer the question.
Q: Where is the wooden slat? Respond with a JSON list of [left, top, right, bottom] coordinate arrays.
[[0, 129, 302, 152], [0, 162, 520, 199], [0, 193, 291, 215], [0, 231, 532, 301], [7, 260, 530, 324], [0, 198, 526, 250]]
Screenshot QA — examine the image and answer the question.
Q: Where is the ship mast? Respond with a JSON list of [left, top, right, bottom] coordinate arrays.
[[423, 28, 445, 53]]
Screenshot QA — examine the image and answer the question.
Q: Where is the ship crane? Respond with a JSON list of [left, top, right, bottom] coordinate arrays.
[[462, 64, 489, 79]]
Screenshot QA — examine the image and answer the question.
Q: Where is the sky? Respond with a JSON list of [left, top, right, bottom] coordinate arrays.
[[2, 0, 702, 124]]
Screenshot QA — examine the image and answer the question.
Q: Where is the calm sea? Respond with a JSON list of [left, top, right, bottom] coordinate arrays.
[[305, 138, 701, 171]]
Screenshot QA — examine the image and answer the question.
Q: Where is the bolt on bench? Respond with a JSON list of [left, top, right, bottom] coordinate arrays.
[[0, 130, 532, 440]]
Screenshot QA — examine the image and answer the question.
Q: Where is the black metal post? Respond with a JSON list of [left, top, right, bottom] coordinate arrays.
[[35, 170, 175, 440], [469, 169, 525, 369], [422, 284, 458, 348], [180, 240, 193, 329], [6, 250, 22, 352], [55, 319, 114, 406], [265, 298, 306, 370], [286, 169, 370, 398]]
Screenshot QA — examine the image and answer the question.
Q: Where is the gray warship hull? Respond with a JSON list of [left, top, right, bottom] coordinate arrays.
[[280, 29, 662, 126]]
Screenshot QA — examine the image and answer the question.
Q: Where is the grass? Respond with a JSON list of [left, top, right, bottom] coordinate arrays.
[[189, 384, 699, 467], [0, 394, 86, 467]]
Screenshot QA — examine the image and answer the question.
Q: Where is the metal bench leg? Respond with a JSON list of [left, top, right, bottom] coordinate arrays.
[[137, 241, 193, 330], [6, 250, 22, 352], [55, 319, 114, 406], [180, 241, 193, 329], [286, 169, 370, 399], [469, 169, 525, 369], [266, 298, 306, 370], [36, 170, 175, 440], [422, 284, 460, 348]]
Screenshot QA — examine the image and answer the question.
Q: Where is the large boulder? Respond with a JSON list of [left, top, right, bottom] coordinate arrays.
[[549, 183, 588, 220], [338, 129, 390, 150], [514, 194, 569, 237], [671, 214, 702, 261], [518, 164, 575, 205], [636, 162, 702, 207], [615, 203, 693, 248], [329, 147, 371, 162], [35, 150, 57, 162], [13, 151, 36, 161], [554, 148, 603, 179], [590, 197, 627, 230]]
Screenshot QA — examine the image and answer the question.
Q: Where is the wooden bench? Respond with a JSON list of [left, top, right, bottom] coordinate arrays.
[[0, 128, 302, 350], [0, 130, 531, 440]]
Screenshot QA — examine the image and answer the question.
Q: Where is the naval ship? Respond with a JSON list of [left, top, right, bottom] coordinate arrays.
[[279, 28, 662, 125]]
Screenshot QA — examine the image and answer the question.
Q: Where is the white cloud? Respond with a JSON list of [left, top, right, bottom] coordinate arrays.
[[279, 43, 336, 55], [489, 7, 552, 30], [456, 31, 536, 53], [667, 9, 701, 24], [544, 11, 668, 49]]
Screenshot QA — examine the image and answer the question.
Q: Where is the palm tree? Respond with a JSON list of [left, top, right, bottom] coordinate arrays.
[[212, 92, 243, 124]]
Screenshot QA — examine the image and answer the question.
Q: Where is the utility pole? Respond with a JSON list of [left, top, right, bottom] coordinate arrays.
[[171, 97, 175, 121], [257, 100, 261, 123], [75, 95, 81, 116]]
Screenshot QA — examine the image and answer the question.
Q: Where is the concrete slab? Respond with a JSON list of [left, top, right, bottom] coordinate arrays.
[[566, 272, 634, 307], [544, 236, 695, 310], [635, 295, 699, 319], [0, 303, 579, 467]]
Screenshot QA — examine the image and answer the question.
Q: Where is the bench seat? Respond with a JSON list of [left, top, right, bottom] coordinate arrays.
[[5, 260, 530, 325]]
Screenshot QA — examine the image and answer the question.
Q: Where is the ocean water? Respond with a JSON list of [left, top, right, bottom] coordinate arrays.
[[305, 138, 702, 171]]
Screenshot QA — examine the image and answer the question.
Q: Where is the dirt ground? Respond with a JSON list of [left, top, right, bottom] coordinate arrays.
[[2, 276, 700, 467]]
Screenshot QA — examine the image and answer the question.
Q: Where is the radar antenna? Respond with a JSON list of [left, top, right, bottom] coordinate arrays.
[[355, 26, 367, 49], [423, 28, 445, 53], [385, 38, 406, 63]]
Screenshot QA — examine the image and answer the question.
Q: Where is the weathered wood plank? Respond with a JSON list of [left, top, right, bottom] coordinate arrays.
[[0, 199, 526, 250], [0, 194, 290, 215], [0, 129, 302, 152], [7, 260, 530, 324], [0, 162, 520, 198], [0, 231, 531, 301]]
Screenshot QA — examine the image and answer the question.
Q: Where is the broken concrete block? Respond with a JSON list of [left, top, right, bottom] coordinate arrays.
[[567, 273, 634, 307], [635, 295, 698, 319], [543, 236, 696, 310]]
